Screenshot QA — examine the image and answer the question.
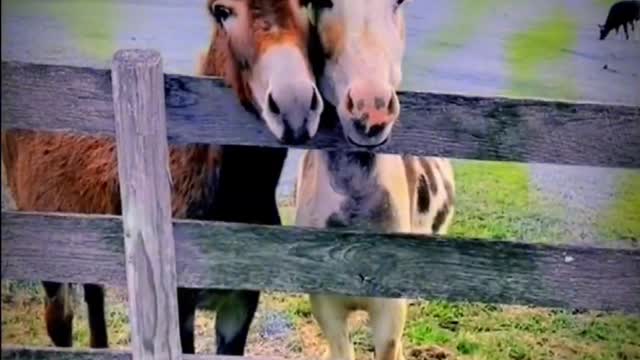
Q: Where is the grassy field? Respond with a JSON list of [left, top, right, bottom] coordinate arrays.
[[406, 0, 512, 76], [447, 160, 566, 243], [3, 160, 639, 360], [597, 171, 640, 244], [506, 5, 578, 100], [3, 282, 639, 360]]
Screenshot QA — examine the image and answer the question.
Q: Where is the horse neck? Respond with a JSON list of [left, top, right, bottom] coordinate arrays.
[[197, 28, 288, 226], [213, 145, 288, 225], [323, 150, 384, 197], [316, 150, 410, 232]]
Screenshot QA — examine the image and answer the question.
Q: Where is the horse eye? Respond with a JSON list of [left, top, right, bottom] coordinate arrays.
[[211, 4, 233, 23]]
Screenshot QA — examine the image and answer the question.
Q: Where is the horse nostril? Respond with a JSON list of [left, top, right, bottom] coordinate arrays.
[[346, 90, 355, 114], [353, 120, 367, 134], [268, 93, 281, 115], [281, 122, 310, 145], [310, 89, 319, 111]]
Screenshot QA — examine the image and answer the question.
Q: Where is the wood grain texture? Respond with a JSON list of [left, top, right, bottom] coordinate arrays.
[[112, 49, 182, 359], [2, 61, 639, 168], [0, 345, 277, 360], [3, 211, 639, 313]]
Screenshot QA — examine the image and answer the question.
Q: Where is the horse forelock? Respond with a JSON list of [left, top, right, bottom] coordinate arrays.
[[249, 0, 306, 53]]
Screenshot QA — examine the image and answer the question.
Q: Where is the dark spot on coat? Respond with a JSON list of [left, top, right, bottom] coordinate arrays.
[[432, 201, 450, 233], [420, 159, 438, 194], [416, 175, 430, 213]]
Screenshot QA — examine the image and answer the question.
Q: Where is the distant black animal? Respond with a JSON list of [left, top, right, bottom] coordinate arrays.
[[599, 0, 640, 40]]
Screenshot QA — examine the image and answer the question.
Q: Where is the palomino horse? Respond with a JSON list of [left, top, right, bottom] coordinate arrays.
[[296, 1, 456, 360], [1, 0, 322, 354]]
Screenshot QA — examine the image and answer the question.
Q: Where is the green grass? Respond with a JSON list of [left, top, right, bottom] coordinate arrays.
[[2, 0, 117, 61], [1, 281, 130, 348], [404, 0, 512, 89], [506, 6, 578, 100], [5, 282, 639, 360], [597, 171, 640, 244], [405, 301, 640, 360], [594, 0, 619, 7], [448, 160, 565, 243]]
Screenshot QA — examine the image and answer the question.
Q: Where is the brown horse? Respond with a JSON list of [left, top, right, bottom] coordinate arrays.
[[1, 0, 322, 354]]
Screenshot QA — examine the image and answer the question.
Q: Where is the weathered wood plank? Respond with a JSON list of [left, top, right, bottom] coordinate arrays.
[[2, 211, 639, 313], [2, 61, 639, 168], [0, 345, 278, 360], [112, 49, 182, 359]]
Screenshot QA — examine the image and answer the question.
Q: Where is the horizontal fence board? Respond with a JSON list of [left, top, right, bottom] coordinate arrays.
[[2, 61, 640, 168], [2, 211, 639, 312], [0, 345, 277, 360]]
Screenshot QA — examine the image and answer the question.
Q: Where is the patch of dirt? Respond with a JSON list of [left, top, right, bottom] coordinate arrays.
[[194, 309, 216, 353], [407, 346, 456, 360], [247, 310, 303, 358], [297, 319, 326, 359]]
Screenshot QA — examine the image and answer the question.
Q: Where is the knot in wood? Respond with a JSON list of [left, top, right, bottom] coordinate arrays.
[[358, 273, 373, 284]]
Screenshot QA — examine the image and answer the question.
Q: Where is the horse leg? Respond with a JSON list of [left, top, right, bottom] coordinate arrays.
[[215, 290, 260, 355], [83, 283, 108, 348], [310, 295, 354, 360], [178, 287, 199, 354], [42, 281, 74, 347], [370, 298, 407, 360], [624, 23, 629, 40]]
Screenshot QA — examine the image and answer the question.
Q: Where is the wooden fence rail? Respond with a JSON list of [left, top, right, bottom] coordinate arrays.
[[3, 210, 640, 313], [2, 61, 639, 168]]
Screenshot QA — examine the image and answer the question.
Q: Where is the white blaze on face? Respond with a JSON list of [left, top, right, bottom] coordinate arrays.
[[250, 45, 323, 143], [308, 0, 408, 147], [312, 0, 407, 106]]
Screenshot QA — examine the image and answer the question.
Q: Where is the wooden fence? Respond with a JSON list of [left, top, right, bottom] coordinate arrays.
[[2, 47, 640, 360]]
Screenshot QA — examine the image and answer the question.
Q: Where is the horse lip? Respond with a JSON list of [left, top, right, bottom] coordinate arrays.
[[346, 135, 389, 149]]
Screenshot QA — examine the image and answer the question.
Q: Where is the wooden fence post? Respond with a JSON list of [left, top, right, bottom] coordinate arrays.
[[112, 49, 182, 360]]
